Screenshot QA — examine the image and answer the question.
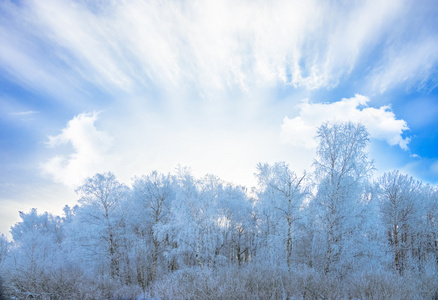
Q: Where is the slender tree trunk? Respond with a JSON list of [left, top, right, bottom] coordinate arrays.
[[109, 233, 119, 279], [286, 216, 292, 272], [151, 237, 159, 282], [394, 226, 400, 274]]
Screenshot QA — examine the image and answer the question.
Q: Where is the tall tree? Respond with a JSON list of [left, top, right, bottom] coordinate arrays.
[[131, 171, 175, 284], [74, 172, 128, 280], [311, 122, 374, 275], [378, 170, 423, 274], [216, 184, 254, 267], [160, 169, 227, 270], [255, 162, 306, 271]]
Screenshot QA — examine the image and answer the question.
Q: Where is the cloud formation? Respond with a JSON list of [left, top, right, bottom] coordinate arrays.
[[281, 95, 410, 149], [0, 0, 437, 101], [43, 112, 113, 186]]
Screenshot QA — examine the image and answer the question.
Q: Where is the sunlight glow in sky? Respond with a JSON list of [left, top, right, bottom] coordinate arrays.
[[1, 0, 438, 236]]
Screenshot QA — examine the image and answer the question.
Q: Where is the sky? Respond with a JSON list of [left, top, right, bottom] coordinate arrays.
[[1, 0, 438, 237]]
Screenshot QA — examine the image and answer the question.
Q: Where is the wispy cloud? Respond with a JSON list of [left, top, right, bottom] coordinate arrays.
[[371, 37, 438, 93], [9, 110, 39, 116], [6, 110, 40, 122], [1, 0, 435, 101]]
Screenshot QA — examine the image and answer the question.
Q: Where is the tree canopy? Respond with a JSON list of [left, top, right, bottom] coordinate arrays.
[[1, 122, 437, 299]]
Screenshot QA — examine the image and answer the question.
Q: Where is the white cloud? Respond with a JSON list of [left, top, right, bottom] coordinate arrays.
[[281, 95, 410, 150], [43, 112, 113, 187], [2, 0, 430, 99]]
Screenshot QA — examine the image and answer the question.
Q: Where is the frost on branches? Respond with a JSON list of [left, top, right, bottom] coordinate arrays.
[[1, 122, 438, 299]]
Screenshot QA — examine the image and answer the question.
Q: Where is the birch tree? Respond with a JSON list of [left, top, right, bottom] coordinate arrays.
[[255, 162, 306, 271], [131, 171, 175, 283], [311, 122, 373, 275], [74, 172, 128, 280], [379, 170, 423, 274]]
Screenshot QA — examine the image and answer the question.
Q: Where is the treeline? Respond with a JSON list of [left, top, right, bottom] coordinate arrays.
[[1, 122, 438, 299]]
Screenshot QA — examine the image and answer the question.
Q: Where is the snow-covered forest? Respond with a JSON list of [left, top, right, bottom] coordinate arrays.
[[1, 122, 437, 299]]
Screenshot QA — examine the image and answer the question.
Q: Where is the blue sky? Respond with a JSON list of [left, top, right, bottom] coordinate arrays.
[[1, 0, 438, 236]]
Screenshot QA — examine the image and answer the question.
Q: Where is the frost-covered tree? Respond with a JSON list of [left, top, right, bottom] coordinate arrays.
[[0, 234, 8, 272], [4, 129, 438, 299], [255, 162, 306, 271], [310, 122, 374, 275], [378, 170, 424, 274], [157, 167, 201, 269], [216, 184, 254, 266], [131, 171, 175, 284], [72, 172, 128, 280], [424, 187, 438, 265], [7, 209, 67, 298], [159, 168, 232, 270]]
